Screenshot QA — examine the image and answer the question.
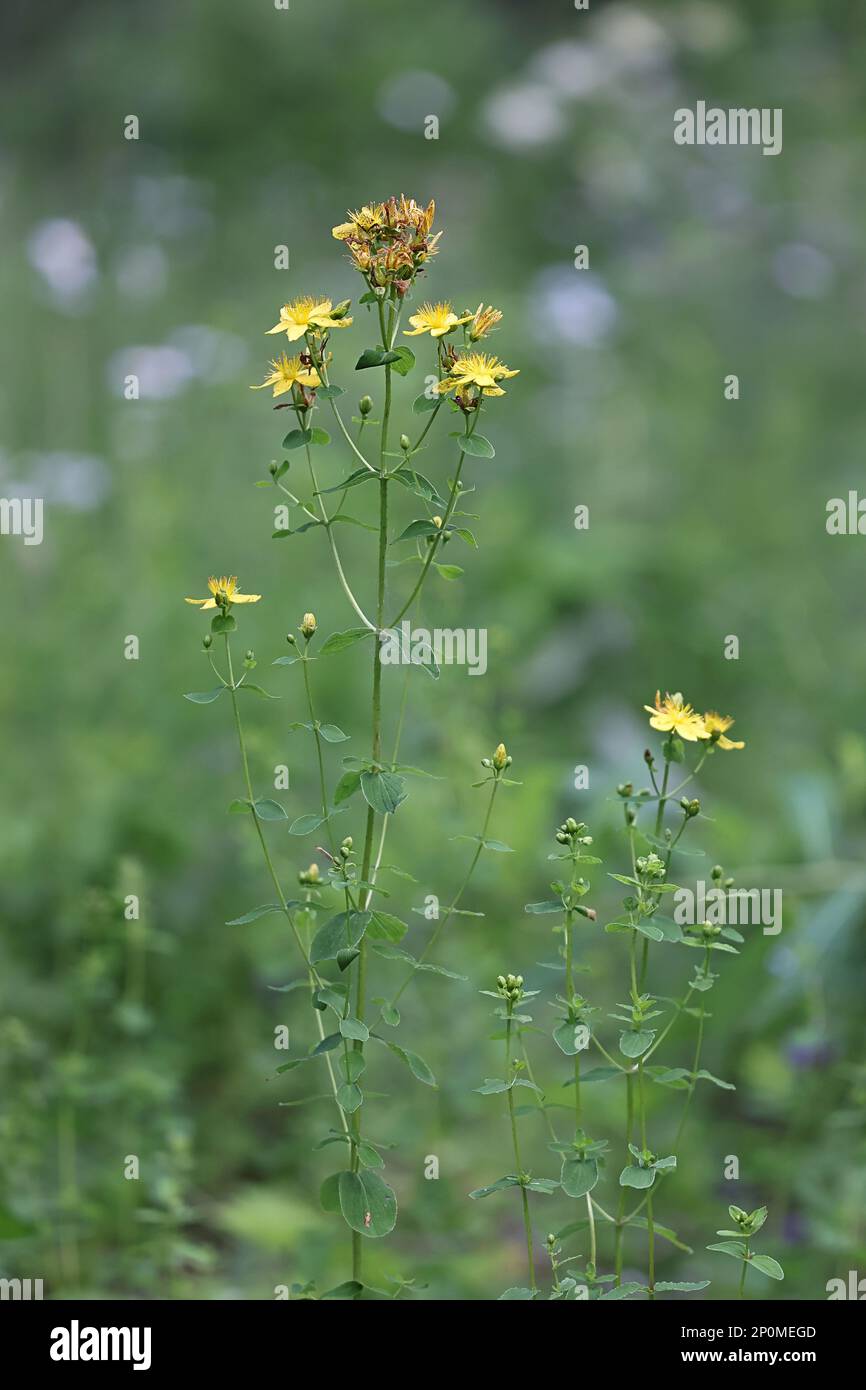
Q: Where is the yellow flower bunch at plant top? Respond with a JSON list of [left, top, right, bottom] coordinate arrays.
[[332, 194, 440, 293], [645, 691, 744, 749]]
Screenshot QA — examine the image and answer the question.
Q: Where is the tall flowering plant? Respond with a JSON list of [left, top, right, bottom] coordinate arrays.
[[185, 196, 518, 1298]]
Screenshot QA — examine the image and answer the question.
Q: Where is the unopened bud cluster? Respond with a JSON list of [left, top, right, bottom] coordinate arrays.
[[298, 862, 321, 886], [496, 973, 524, 1003], [555, 817, 592, 848], [680, 797, 700, 818], [636, 852, 666, 881]]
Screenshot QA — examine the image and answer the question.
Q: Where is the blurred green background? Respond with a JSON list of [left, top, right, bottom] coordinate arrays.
[[1, 0, 865, 1300]]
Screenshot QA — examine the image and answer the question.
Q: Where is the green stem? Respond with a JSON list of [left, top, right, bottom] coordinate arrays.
[[673, 946, 710, 1153], [637, 1059, 655, 1299], [739, 1243, 750, 1299], [301, 652, 336, 856], [614, 1071, 634, 1283], [506, 1011, 535, 1291]]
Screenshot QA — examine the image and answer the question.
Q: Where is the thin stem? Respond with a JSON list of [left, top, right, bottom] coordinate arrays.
[[301, 652, 336, 856], [614, 1072, 634, 1283], [506, 1011, 535, 1291], [673, 946, 710, 1153], [739, 1243, 750, 1298]]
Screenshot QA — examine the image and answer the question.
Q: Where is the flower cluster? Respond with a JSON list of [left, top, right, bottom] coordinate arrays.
[[645, 691, 744, 749], [332, 195, 440, 293]]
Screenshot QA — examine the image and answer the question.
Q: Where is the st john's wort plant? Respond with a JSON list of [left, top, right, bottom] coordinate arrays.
[[472, 691, 751, 1299], [183, 196, 519, 1298]]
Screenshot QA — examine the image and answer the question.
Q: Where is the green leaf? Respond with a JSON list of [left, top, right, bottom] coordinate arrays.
[[633, 918, 665, 942], [499, 1287, 536, 1300], [183, 687, 224, 704], [561, 1156, 598, 1199], [554, 1019, 589, 1056], [473, 1078, 511, 1095], [339, 1016, 369, 1043], [320, 627, 373, 656], [338, 1169, 397, 1237], [452, 431, 495, 458], [319, 723, 349, 743], [288, 812, 326, 835], [316, 384, 344, 400], [310, 911, 370, 965], [367, 911, 408, 943], [253, 799, 289, 822], [749, 1254, 784, 1280], [320, 1172, 342, 1213], [282, 428, 313, 450], [355, 347, 400, 370], [210, 612, 236, 634], [385, 1041, 436, 1087], [320, 1281, 364, 1299], [334, 771, 361, 804], [360, 769, 407, 815], [336, 1082, 363, 1114], [707, 1240, 748, 1260], [619, 1029, 655, 1058], [379, 1001, 400, 1027], [433, 563, 464, 580], [412, 391, 440, 414], [393, 518, 440, 543], [525, 901, 564, 915], [237, 683, 279, 699], [309, 427, 330, 445], [627, 1217, 693, 1253], [620, 1165, 656, 1189], [468, 1176, 519, 1199], [226, 903, 283, 926], [600, 1282, 646, 1301], [390, 346, 415, 377], [340, 1052, 366, 1083]]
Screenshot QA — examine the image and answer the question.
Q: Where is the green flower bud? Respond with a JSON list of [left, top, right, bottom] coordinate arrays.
[[400, 433, 411, 452], [359, 395, 373, 417], [202, 634, 212, 650]]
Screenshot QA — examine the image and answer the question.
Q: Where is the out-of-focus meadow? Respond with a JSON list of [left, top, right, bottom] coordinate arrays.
[[1, 0, 865, 1299]]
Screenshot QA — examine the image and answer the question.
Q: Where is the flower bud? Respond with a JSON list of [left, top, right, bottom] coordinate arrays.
[[481, 757, 491, 768], [565, 817, 578, 833], [492, 743, 508, 771], [269, 461, 278, 476], [330, 299, 352, 321], [286, 632, 297, 645], [359, 395, 373, 416], [400, 433, 411, 452], [202, 634, 212, 650], [711, 864, 723, 882], [556, 831, 569, 845], [301, 612, 317, 640], [617, 782, 634, 798]]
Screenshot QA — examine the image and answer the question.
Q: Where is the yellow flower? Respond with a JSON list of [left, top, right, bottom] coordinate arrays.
[[185, 576, 261, 611], [468, 303, 503, 341], [492, 742, 508, 770], [436, 352, 519, 398], [250, 353, 321, 398], [403, 302, 471, 338], [266, 297, 352, 340], [644, 691, 707, 742], [332, 204, 385, 241], [702, 711, 745, 750]]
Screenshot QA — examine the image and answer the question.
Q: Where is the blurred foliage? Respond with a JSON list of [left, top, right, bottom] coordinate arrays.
[[0, 0, 865, 1299]]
